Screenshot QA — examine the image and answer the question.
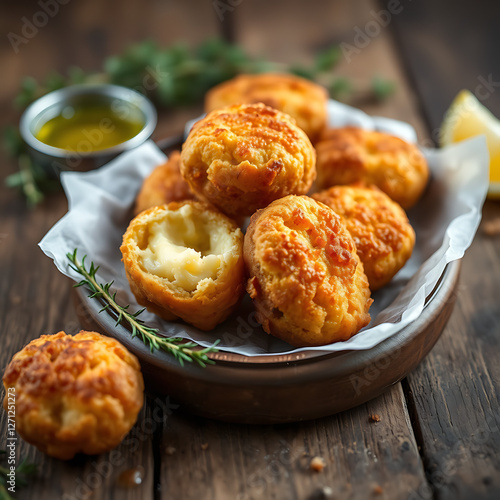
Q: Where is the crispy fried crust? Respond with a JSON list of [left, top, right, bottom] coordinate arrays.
[[180, 103, 316, 218], [134, 151, 195, 216], [2, 331, 144, 460], [313, 184, 415, 290], [205, 73, 328, 142], [244, 195, 372, 347], [121, 200, 246, 330], [315, 127, 429, 209]]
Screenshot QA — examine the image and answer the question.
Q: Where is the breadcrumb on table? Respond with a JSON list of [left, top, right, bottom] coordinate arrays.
[[310, 456, 327, 472]]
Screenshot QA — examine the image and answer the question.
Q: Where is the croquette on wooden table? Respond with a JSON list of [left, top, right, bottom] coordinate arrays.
[[1, 1, 499, 499]]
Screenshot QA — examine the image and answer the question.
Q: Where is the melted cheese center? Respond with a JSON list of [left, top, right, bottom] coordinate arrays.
[[138, 205, 232, 292]]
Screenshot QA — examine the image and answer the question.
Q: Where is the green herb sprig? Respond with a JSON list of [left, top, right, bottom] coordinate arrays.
[[0, 451, 38, 500], [5, 38, 396, 204], [67, 250, 219, 367]]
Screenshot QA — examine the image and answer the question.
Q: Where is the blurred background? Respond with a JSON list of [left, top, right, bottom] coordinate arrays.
[[1, 0, 500, 174], [1, 3, 500, 499]]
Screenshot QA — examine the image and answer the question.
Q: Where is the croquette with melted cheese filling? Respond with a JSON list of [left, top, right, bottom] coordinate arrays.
[[121, 200, 245, 330]]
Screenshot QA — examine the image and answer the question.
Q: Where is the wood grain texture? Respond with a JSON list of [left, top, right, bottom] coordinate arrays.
[[0, 0, 499, 499], [403, 204, 500, 500], [389, 3, 500, 497], [0, 188, 155, 500], [159, 385, 427, 500], [238, 0, 429, 139], [385, 0, 500, 137], [11, 401, 155, 500]]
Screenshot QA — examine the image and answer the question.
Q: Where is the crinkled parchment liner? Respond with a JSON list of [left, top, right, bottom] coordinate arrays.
[[39, 100, 489, 356]]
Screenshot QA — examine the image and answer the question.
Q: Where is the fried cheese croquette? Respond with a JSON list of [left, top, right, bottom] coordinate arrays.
[[205, 73, 328, 142], [134, 151, 195, 216], [121, 200, 245, 330], [315, 127, 429, 209], [180, 103, 316, 218], [2, 331, 144, 460], [313, 185, 415, 290], [244, 195, 372, 347]]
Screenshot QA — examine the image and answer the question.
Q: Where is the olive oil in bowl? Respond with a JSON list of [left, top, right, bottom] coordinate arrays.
[[20, 84, 157, 173], [36, 104, 145, 152]]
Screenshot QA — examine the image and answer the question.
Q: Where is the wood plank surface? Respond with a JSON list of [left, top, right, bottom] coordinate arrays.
[[388, 3, 500, 499], [386, 0, 500, 136], [0, 191, 155, 500], [0, 1, 499, 499], [155, 8, 435, 495], [400, 208, 500, 500], [159, 385, 426, 500]]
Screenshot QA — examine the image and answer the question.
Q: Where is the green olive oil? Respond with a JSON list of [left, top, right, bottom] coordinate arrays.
[[35, 104, 144, 152]]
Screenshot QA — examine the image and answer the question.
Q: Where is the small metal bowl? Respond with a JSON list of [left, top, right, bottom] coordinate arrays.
[[20, 84, 157, 175]]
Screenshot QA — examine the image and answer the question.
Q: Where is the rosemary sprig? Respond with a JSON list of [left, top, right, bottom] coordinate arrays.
[[0, 451, 37, 500], [67, 249, 219, 367]]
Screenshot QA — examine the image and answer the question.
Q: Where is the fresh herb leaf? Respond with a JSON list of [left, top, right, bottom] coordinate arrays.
[[14, 460, 38, 488], [44, 72, 66, 93], [3, 125, 24, 158], [14, 77, 38, 109], [315, 46, 341, 72], [67, 66, 87, 85], [330, 77, 353, 101], [13, 155, 44, 206], [372, 75, 396, 101], [288, 65, 317, 80], [0, 484, 11, 500]]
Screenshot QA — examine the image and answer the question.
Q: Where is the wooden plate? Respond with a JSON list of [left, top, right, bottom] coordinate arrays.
[[74, 259, 460, 424]]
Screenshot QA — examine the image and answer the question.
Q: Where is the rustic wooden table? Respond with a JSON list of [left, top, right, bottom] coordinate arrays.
[[1, 1, 499, 499]]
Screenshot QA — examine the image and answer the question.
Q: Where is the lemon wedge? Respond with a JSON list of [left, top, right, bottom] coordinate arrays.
[[440, 89, 500, 198]]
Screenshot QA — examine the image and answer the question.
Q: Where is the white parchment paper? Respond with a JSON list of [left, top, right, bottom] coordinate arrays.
[[39, 101, 490, 356]]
